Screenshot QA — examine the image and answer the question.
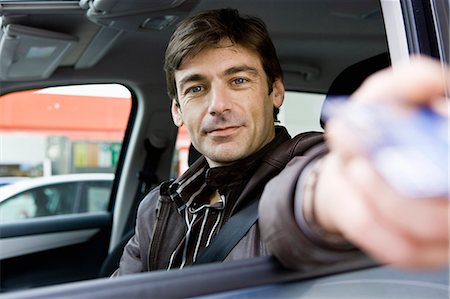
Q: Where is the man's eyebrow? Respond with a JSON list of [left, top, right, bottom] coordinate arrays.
[[178, 73, 206, 91], [223, 65, 259, 77]]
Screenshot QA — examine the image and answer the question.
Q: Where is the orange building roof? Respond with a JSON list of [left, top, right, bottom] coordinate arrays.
[[0, 90, 131, 140]]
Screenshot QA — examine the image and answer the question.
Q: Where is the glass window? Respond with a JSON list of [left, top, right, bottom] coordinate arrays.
[[0, 84, 131, 221], [278, 91, 325, 136], [0, 191, 35, 221], [37, 183, 78, 215], [82, 181, 113, 213], [0, 183, 78, 221]]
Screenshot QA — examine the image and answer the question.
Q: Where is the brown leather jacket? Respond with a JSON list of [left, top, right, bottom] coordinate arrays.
[[114, 127, 325, 275], [259, 149, 365, 271]]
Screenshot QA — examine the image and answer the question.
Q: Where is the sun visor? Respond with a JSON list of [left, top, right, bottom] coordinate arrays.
[[79, 0, 191, 31], [0, 24, 78, 81]]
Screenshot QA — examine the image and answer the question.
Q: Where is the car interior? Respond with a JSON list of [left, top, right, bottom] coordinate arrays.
[[0, 0, 448, 298]]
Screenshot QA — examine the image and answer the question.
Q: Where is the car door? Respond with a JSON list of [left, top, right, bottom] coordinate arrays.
[[0, 85, 133, 291]]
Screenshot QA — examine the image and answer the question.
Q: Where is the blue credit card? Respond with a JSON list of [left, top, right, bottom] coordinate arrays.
[[322, 97, 449, 199]]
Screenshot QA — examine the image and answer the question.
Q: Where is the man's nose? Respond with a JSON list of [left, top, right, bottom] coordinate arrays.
[[208, 84, 231, 116]]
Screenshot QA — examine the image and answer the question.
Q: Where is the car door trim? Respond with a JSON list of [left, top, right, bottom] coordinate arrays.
[[380, 0, 410, 64], [0, 228, 100, 260], [0, 212, 111, 238]]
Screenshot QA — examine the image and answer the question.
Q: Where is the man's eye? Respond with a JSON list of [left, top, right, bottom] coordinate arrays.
[[187, 86, 203, 94], [232, 78, 248, 85]]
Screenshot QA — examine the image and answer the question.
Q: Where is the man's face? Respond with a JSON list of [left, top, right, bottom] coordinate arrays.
[[171, 40, 284, 167]]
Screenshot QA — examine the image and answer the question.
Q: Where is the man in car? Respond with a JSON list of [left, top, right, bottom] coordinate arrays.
[[113, 8, 448, 275]]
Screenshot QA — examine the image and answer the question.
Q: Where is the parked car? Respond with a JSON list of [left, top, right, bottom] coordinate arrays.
[[0, 177, 29, 187], [0, 0, 448, 298], [0, 173, 114, 223]]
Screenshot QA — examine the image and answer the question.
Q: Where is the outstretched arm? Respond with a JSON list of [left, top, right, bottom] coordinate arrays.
[[313, 56, 449, 268], [260, 55, 449, 270]]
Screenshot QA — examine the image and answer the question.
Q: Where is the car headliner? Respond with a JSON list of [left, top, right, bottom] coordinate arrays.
[[0, 0, 387, 94]]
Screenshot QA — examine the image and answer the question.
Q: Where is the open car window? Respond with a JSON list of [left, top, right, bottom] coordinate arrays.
[[0, 84, 131, 222]]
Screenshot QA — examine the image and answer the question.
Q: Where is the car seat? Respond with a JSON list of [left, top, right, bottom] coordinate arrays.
[[320, 52, 390, 128]]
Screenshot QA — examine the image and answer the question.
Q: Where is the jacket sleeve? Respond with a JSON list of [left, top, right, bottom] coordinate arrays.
[[111, 187, 160, 276], [259, 144, 365, 270]]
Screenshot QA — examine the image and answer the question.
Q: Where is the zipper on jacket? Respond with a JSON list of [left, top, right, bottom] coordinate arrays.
[[148, 197, 171, 271]]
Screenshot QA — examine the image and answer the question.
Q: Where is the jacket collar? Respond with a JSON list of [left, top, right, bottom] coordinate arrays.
[[169, 126, 291, 212]]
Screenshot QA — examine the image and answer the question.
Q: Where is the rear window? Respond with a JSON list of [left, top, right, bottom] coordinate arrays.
[[279, 91, 325, 135]]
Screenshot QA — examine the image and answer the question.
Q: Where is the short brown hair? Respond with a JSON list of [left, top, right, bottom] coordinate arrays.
[[164, 8, 283, 117]]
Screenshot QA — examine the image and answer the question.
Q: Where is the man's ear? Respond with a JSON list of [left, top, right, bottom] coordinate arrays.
[[171, 99, 184, 127], [271, 79, 285, 108]]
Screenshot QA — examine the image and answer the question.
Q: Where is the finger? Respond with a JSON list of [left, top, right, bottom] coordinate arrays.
[[347, 211, 449, 268], [346, 157, 449, 243], [334, 163, 448, 268], [390, 243, 450, 269], [325, 118, 367, 161], [315, 154, 449, 268], [430, 97, 449, 117], [314, 153, 370, 234]]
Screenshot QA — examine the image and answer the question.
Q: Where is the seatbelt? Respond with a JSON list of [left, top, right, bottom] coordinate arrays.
[[194, 196, 260, 265], [124, 138, 164, 233], [137, 138, 164, 197]]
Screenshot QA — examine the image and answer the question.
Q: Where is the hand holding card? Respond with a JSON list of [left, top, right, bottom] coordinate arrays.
[[322, 98, 449, 199]]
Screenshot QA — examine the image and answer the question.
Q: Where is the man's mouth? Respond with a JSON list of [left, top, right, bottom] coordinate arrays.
[[207, 126, 240, 137]]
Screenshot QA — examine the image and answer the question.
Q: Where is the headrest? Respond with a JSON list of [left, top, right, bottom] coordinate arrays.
[[320, 52, 391, 128]]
